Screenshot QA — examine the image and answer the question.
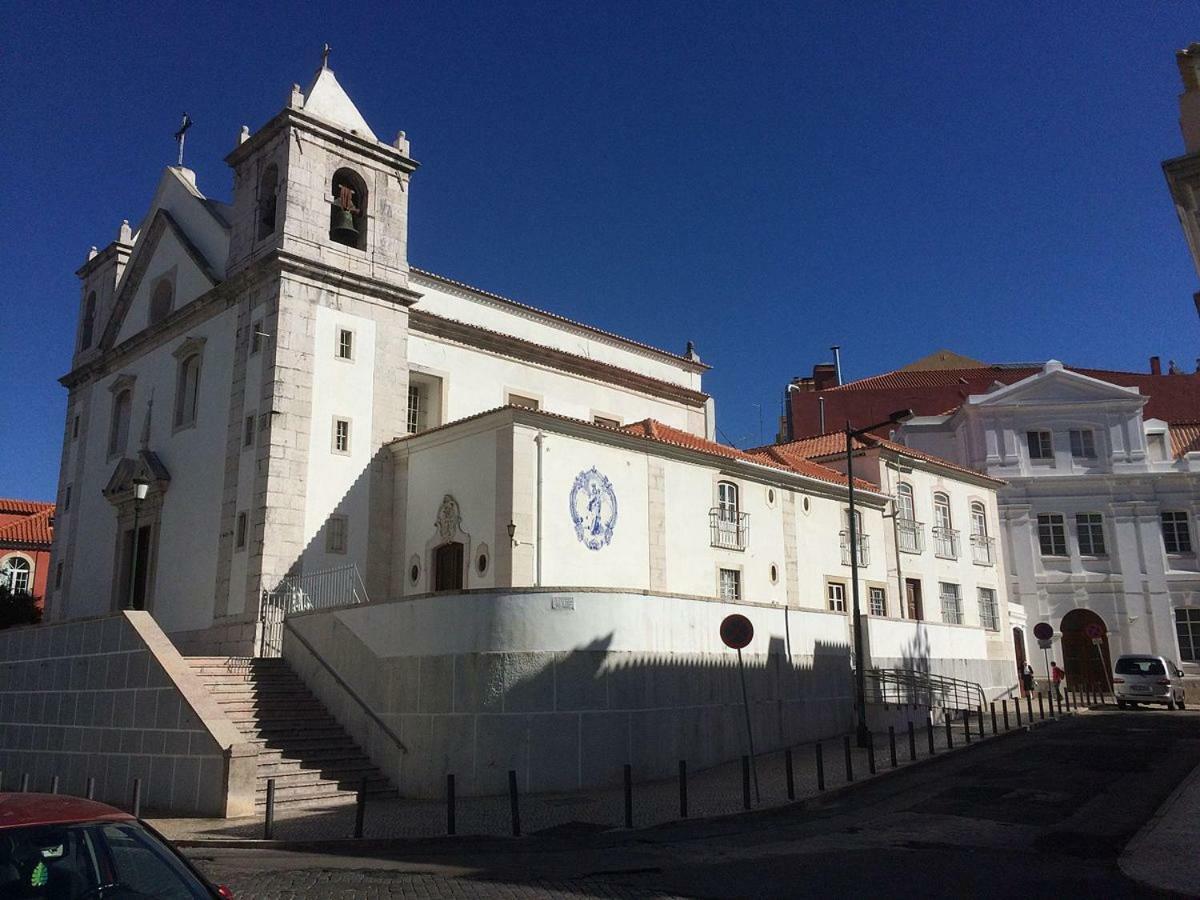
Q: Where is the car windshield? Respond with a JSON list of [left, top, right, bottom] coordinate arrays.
[[0, 821, 211, 899], [1115, 657, 1166, 676]]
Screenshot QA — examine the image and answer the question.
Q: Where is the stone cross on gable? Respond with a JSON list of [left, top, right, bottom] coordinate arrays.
[[321, 43, 332, 69]]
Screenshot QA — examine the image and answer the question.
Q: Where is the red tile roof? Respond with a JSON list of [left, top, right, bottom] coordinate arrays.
[[1172, 422, 1200, 459], [0, 498, 54, 516], [0, 506, 54, 548]]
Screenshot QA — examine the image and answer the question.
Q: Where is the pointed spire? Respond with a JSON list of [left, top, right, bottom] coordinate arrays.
[[300, 48, 378, 141]]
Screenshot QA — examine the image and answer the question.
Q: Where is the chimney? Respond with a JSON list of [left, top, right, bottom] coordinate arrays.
[[811, 363, 839, 392], [1150, 355, 1162, 376], [1177, 44, 1200, 154]]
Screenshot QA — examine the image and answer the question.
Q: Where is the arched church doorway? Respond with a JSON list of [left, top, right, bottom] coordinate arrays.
[[1061, 609, 1112, 690], [433, 541, 464, 592], [1012, 627, 1027, 686]]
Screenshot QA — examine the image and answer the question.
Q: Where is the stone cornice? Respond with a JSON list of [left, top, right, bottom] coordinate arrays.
[[409, 309, 709, 408], [76, 240, 133, 279], [275, 251, 422, 306], [226, 108, 419, 174]]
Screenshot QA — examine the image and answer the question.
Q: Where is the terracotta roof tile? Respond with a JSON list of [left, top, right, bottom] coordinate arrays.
[[0, 507, 55, 548], [0, 498, 54, 515], [1172, 422, 1200, 459]]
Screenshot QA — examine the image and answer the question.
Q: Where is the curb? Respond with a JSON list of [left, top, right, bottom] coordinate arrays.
[[1118, 755, 1200, 897], [173, 714, 1076, 853]]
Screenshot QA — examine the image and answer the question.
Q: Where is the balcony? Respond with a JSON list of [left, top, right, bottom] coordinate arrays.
[[970, 533, 996, 566], [710, 508, 749, 551], [840, 531, 870, 567], [933, 526, 959, 560], [896, 518, 925, 554]]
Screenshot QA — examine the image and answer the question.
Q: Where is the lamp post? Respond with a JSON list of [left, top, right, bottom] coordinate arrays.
[[126, 478, 149, 610], [846, 409, 914, 748]]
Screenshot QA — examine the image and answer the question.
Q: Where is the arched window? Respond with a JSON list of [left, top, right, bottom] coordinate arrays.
[[149, 278, 173, 325], [933, 492, 952, 530], [717, 481, 739, 521], [896, 483, 915, 521], [80, 291, 96, 350], [329, 168, 367, 249], [109, 389, 131, 456], [843, 508, 864, 533], [932, 491, 958, 558], [970, 502, 988, 538], [174, 353, 202, 428], [257, 164, 279, 239], [2, 556, 31, 593]]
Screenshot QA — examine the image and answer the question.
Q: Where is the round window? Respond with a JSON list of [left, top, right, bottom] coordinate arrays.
[[767, 488, 776, 505], [802, 496, 811, 513], [477, 553, 488, 574], [410, 564, 420, 584]]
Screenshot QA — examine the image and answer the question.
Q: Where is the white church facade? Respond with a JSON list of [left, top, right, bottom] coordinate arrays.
[[40, 58, 1017, 799]]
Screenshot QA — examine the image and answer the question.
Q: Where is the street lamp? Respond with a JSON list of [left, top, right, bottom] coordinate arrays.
[[126, 477, 149, 610], [846, 408, 914, 748]]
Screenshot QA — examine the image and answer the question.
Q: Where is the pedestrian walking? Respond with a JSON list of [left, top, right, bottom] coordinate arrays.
[[1051, 661, 1065, 701], [1022, 661, 1035, 697]]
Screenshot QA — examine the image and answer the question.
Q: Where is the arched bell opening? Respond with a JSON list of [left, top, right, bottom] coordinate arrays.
[[329, 168, 368, 249]]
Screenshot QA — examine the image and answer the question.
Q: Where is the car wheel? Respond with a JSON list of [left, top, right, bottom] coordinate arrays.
[[1117, 698, 1126, 709], [1168, 696, 1179, 711]]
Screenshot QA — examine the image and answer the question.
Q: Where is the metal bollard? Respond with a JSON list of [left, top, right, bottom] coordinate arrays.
[[624, 764, 633, 828], [926, 718, 936, 756], [508, 770, 521, 837], [86, 777, 95, 800], [1016, 695, 1023, 726], [1058, 693, 1065, 717], [907, 721, 916, 761], [20, 773, 30, 793], [354, 776, 367, 839], [815, 742, 825, 791], [679, 760, 688, 818], [785, 748, 795, 800], [50, 775, 59, 795], [888, 726, 898, 769], [963, 710, 971, 744], [990, 702, 998, 735], [130, 778, 142, 818], [867, 736, 876, 775], [264, 778, 276, 840], [1037, 692, 1045, 721], [446, 774, 456, 836], [1026, 692, 1033, 723], [843, 736, 854, 783], [1002, 699, 1010, 731], [945, 715, 954, 750], [742, 755, 752, 809], [977, 706, 985, 738]]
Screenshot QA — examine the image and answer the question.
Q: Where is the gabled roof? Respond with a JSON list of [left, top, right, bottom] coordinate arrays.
[[0, 499, 53, 516], [302, 65, 377, 141], [0, 505, 54, 549]]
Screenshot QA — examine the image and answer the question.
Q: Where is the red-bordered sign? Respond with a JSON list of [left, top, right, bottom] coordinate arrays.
[[720, 614, 754, 650]]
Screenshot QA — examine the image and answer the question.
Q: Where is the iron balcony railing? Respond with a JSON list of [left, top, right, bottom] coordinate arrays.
[[866, 668, 986, 713], [710, 508, 749, 551], [896, 518, 925, 554], [259, 563, 370, 657], [840, 531, 870, 567], [971, 533, 996, 565], [933, 526, 959, 560]]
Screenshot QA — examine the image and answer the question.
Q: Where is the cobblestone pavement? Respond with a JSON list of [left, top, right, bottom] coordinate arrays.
[[191, 866, 682, 899], [157, 703, 1048, 844]]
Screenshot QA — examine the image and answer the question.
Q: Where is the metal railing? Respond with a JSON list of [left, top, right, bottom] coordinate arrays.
[[710, 508, 749, 551], [260, 563, 370, 657], [866, 668, 986, 713], [839, 531, 870, 567], [970, 533, 995, 565], [896, 519, 925, 554], [932, 526, 959, 560]]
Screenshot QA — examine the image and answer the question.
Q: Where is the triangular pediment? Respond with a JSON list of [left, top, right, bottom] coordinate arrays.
[[103, 450, 171, 505], [968, 362, 1144, 408], [303, 66, 377, 140]]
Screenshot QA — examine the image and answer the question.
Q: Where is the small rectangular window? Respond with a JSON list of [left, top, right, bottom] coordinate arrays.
[[978, 588, 999, 631], [1076, 513, 1106, 556], [333, 418, 351, 454], [939, 582, 963, 625], [593, 415, 621, 429], [63, 484, 72, 512], [250, 320, 263, 355], [827, 582, 846, 613], [1069, 429, 1096, 459], [336, 328, 353, 360], [1037, 513, 1068, 556], [719, 568, 741, 601], [55, 562, 63, 589], [868, 586, 886, 617], [326, 515, 348, 554], [1163, 511, 1194, 555], [1026, 430, 1053, 460], [235, 512, 247, 550], [1147, 433, 1168, 462], [243, 414, 255, 448], [1175, 608, 1200, 663], [508, 393, 540, 411], [71, 415, 80, 440]]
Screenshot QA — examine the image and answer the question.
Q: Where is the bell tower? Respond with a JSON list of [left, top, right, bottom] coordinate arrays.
[[1163, 43, 1200, 321]]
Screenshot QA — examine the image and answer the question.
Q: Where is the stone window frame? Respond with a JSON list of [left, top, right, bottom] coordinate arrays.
[[1075, 512, 1107, 557], [63, 483, 72, 512], [938, 581, 963, 625], [106, 374, 136, 461], [825, 578, 847, 613], [235, 511, 248, 550], [867, 582, 888, 617], [505, 389, 542, 411], [591, 411, 622, 429], [717, 565, 742, 601], [1036, 513, 1069, 557], [332, 416, 352, 455], [1162, 511, 1194, 556], [171, 336, 207, 434], [257, 162, 280, 241], [243, 413, 255, 449], [71, 414, 80, 441], [1, 552, 34, 594], [250, 319, 264, 355], [329, 166, 370, 252], [335, 326, 355, 362], [1025, 429, 1055, 465], [326, 514, 349, 554], [977, 586, 1000, 631]]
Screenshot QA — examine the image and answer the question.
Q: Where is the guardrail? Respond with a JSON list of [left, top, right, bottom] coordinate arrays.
[[866, 667, 986, 712]]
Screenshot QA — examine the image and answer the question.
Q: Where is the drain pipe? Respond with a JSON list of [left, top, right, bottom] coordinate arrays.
[[818, 396, 826, 433], [534, 430, 545, 587]]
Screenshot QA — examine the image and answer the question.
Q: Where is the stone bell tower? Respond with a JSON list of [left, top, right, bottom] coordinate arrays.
[[1162, 43, 1200, 322], [212, 52, 423, 626]]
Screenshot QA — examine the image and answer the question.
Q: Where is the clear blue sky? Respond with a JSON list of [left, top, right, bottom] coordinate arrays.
[[2, 2, 1198, 499]]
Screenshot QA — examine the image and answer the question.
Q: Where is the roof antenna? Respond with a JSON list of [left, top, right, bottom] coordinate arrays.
[[174, 113, 193, 167]]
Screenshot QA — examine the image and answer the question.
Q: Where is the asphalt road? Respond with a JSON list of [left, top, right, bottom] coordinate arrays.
[[191, 709, 1200, 899]]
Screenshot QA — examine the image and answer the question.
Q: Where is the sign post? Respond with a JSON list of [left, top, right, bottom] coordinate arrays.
[[1085, 622, 1112, 699], [1032, 623, 1054, 692], [720, 614, 760, 803]]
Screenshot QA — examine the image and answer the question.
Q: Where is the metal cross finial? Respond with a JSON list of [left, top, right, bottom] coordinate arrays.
[[321, 43, 332, 69]]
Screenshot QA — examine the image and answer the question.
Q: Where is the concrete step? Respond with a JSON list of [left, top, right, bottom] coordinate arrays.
[[256, 754, 374, 777], [256, 777, 396, 803], [218, 698, 329, 715], [231, 714, 338, 730], [240, 724, 350, 742], [256, 761, 378, 785], [257, 784, 399, 807], [253, 741, 363, 762], [205, 683, 313, 696]]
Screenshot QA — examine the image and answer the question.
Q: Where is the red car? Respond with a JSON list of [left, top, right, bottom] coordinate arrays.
[[0, 793, 233, 898]]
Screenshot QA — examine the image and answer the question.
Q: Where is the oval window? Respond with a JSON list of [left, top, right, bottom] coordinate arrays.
[[802, 496, 811, 513], [410, 564, 419, 584], [767, 488, 776, 505], [770, 564, 779, 584], [477, 553, 488, 574]]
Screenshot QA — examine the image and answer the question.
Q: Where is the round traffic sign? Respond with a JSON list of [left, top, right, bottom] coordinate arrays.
[[720, 614, 754, 650], [1033, 622, 1053, 641], [1084, 622, 1104, 640]]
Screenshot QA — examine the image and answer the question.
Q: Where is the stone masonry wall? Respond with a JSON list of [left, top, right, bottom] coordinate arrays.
[[0, 611, 255, 816]]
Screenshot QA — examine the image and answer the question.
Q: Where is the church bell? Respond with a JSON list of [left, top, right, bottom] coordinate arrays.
[[330, 207, 359, 243]]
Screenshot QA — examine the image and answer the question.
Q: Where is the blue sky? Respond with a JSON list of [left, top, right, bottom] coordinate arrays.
[[2, 2, 1198, 498]]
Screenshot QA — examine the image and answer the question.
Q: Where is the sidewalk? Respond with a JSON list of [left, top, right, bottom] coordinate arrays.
[[153, 705, 1069, 846], [1119, 755, 1200, 895]]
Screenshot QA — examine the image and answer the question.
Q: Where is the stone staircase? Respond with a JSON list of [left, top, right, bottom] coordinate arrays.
[[187, 656, 398, 808]]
